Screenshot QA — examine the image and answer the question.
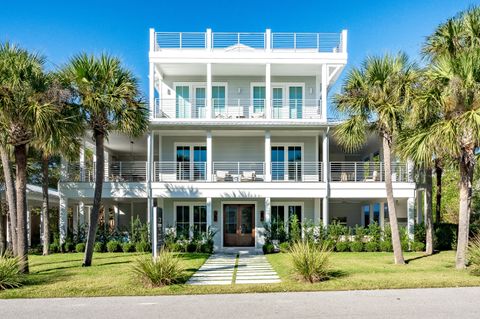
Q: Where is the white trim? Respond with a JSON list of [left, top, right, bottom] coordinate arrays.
[[220, 200, 258, 248]]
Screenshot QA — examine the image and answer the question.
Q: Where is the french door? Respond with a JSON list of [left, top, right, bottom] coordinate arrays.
[[272, 87, 283, 119], [289, 86, 303, 119], [193, 86, 206, 118], [271, 145, 302, 181], [253, 86, 266, 114], [212, 86, 226, 114], [176, 145, 206, 181], [175, 86, 190, 118], [223, 204, 255, 247]]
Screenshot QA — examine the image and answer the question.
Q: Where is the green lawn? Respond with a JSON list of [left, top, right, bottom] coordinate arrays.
[[1, 251, 480, 298]]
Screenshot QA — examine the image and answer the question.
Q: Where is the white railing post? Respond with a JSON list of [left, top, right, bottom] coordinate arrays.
[[149, 28, 155, 52], [341, 29, 348, 53], [206, 131, 212, 181], [354, 162, 357, 182], [266, 29, 271, 52], [317, 33, 320, 51], [206, 28, 212, 50], [206, 62, 212, 119], [265, 131, 272, 182], [265, 63, 271, 119], [294, 33, 297, 51]]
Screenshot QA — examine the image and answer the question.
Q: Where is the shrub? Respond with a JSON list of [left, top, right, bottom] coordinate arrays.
[[290, 241, 331, 283], [0, 255, 24, 290], [367, 222, 382, 243], [135, 241, 151, 253], [279, 242, 290, 253], [335, 241, 349, 252], [365, 241, 379, 252], [327, 222, 348, 243], [468, 235, 480, 276], [262, 243, 275, 254], [349, 241, 364, 252], [49, 243, 60, 253], [122, 242, 135, 253], [288, 215, 301, 243], [64, 242, 75, 252], [186, 242, 197, 253], [75, 243, 86, 253], [399, 226, 409, 251], [200, 243, 213, 254], [434, 223, 457, 250], [132, 249, 184, 287], [414, 223, 426, 244], [106, 241, 121, 253], [411, 241, 425, 252], [94, 242, 105, 253], [380, 240, 393, 252]]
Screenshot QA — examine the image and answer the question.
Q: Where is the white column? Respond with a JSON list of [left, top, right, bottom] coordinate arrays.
[[265, 29, 271, 52], [341, 29, 348, 53], [206, 63, 212, 118], [59, 193, 68, 245], [407, 197, 415, 241], [314, 198, 321, 225], [147, 131, 154, 240], [322, 197, 329, 227], [79, 143, 85, 181], [315, 134, 319, 179], [157, 133, 162, 182], [149, 62, 155, 119], [264, 130, 271, 182], [264, 197, 271, 224], [265, 63, 271, 119], [206, 197, 213, 226], [79, 201, 85, 226], [206, 28, 212, 50], [153, 203, 158, 258], [322, 130, 329, 183], [321, 63, 328, 121], [316, 74, 321, 112], [149, 28, 155, 52], [207, 131, 213, 181], [113, 204, 119, 230], [379, 201, 385, 230]]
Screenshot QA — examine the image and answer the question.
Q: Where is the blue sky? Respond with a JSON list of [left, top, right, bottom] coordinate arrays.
[[0, 0, 476, 96]]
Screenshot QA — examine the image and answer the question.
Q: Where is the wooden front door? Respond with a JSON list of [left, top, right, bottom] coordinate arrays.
[[223, 204, 255, 247]]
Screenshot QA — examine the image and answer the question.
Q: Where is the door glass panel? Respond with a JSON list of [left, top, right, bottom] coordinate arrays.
[[193, 146, 206, 180], [195, 87, 206, 118], [288, 205, 302, 224], [176, 206, 190, 237], [176, 146, 191, 180], [373, 203, 380, 223], [193, 205, 207, 233], [253, 86, 266, 113], [176, 86, 190, 118], [212, 86, 225, 114], [271, 205, 285, 227], [225, 206, 237, 234], [271, 146, 285, 181], [240, 206, 253, 234], [288, 146, 302, 181], [289, 86, 303, 119], [272, 88, 283, 118]]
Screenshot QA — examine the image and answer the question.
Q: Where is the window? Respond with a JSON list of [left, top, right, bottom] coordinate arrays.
[[175, 86, 190, 118], [289, 86, 303, 119], [288, 205, 302, 224], [253, 86, 266, 113], [212, 86, 226, 113], [193, 205, 207, 233], [271, 145, 302, 181], [271, 205, 285, 227], [176, 145, 206, 181], [176, 205, 190, 237]]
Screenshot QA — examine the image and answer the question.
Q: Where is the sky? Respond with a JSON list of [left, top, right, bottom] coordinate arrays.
[[0, 0, 478, 96]]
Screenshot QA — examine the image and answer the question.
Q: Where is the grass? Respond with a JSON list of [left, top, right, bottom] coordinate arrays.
[[1, 251, 480, 298]]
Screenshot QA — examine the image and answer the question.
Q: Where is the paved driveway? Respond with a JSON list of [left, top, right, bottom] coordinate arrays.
[[1, 287, 480, 318]]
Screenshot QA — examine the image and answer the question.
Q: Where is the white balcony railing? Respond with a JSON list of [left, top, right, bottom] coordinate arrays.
[[213, 162, 265, 182], [154, 98, 206, 119], [329, 162, 411, 182], [271, 99, 321, 119], [154, 162, 207, 182], [271, 162, 322, 182], [64, 162, 147, 182], [154, 31, 345, 53]]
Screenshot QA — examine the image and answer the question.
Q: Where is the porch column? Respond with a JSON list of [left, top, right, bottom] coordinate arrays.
[[206, 197, 213, 228], [264, 131, 271, 182], [321, 63, 328, 120], [206, 131, 213, 181], [265, 63, 271, 119], [27, 203, 31, 248], [114, 204, 119, 230], [407, 197, 415, 241], [59, 193, 68, 245], [322, 197, 329, 227], [379, 201, 385, 230], [149, 61, 154, 118], [206, 63, 212, 119], [314, 198, 321, 225], [79, 201, 85, 226], [157, 133, 162, 182], [73, 205, 78, 235], [264, 197, 271, 224], [152, 199, 160, 258], [322, 130, 329, 183], [147, 131, 154, 238]]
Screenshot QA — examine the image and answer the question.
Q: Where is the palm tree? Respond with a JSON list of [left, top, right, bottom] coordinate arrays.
[[61, 53, 148, 267], [0, 42, 64, 273], [33, 75, 83, 255], [0, 145, 17, 255], [333, 53, 418, 265], [422, 6, 480, 269]]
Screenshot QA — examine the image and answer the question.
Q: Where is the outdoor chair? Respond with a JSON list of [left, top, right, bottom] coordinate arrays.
[[215, 170, 231, 182], [241, 170, 256, 182], [364, 170, 378, 182]]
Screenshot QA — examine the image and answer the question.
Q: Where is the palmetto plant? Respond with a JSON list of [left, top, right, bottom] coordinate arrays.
[[333, 53, 418, 265], [420, 6, 480, 269], [61, 53, 148, 267]]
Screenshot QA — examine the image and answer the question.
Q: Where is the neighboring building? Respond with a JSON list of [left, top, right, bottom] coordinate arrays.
[[59, 29, 424, 253]]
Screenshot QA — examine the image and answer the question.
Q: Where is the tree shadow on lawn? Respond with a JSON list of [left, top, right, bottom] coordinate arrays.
[[327, 269, 348, 279], [177, 253, 211, 261], [23, 270, 73, 287], [405, 251, 440, 264], [31, 253, 140, 267]]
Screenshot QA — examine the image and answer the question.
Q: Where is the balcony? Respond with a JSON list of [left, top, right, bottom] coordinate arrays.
[[154, 98, 321, 120], [64, 162, 147, 182], [153, 31, 346, 53], [329, 162, 411, 182]]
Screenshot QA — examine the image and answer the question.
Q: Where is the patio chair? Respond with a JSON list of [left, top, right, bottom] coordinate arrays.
[[340, 172, 348, 182], [215, 170, 231, 182], [364, 170, 378, 182], [241, 170, 256, 182]]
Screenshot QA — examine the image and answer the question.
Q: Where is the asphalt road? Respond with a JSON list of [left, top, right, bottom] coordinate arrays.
[[1, 287, 479, 318]]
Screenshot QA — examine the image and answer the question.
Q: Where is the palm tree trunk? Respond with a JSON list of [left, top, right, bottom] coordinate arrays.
[[0, 145, 17, 255], [434, 159, 443, 224], [0, 204, 6, 255], [83, 130, 104, 267], [382, 135, 405, 265], [41, 155, 50, 255], [425, 168, 434, 255], [456, 149, 475, 269], [14, 143, 29, 273]]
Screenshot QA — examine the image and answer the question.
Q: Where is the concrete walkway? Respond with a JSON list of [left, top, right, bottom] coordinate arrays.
[[2, 288, 480, 318], [187, 252, 280, 285]]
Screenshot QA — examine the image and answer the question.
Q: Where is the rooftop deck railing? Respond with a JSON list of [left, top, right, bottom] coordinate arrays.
[[329, 162, 411, 182], [154, 31, 344, 53]]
